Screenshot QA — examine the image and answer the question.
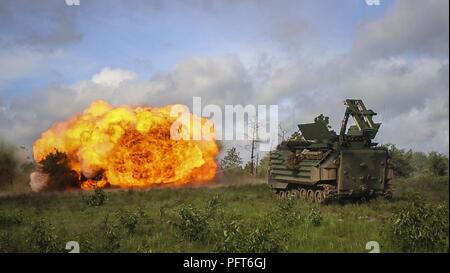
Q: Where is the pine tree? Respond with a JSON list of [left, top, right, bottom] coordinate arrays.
[[220, 147, 243, 176]]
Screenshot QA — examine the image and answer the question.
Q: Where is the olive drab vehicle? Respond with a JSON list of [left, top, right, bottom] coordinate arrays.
[[268, 99, 394, 203]]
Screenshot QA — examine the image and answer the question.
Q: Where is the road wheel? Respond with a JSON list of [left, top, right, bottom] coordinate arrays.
[[290, 189, 299, 199], [307, 189, 315, 202], [300, 188, 307, 200], [314, 190, 324, 203], [275, 191, 280, 200]]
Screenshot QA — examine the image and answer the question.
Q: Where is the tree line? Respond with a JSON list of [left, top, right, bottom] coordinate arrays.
[[0, 138, 448, 189], [220, 144, 449, 179]]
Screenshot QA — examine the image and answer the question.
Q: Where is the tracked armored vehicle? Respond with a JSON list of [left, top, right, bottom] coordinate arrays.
[[268, 99, 394, 203]]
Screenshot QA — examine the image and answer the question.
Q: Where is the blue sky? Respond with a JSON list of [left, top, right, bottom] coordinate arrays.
[[2, 0, 391, 92], [0, 0, 448, 155]]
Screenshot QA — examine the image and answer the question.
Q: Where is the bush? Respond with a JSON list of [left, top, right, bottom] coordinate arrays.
[[27, 219, 62, 253], [100, 214, 121, 252], [384, 197, 449, 252], [175, 205, 210, 242], [276, 196, 300, 226], [0, 211, 24, 226], [0, 140, 18, 187], [173, 196, 222, 243], [306, 207, 323, 227], [215, 219, 287, 253], [84, 188, 107, 207], [0, 231, 15, 253], [215, 197, 290, 253], [173, 195, 290, 252], [215, 220, 243, 252], [104, 225, 121, 252], [118, 209, 145, 235], [206, 195, 222, 218]]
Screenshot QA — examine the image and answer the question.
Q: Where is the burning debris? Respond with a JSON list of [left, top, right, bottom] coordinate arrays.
[[30, 100, 219, 191]]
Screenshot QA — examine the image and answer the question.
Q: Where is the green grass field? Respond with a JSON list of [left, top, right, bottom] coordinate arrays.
[[0, 175, 448, 253]]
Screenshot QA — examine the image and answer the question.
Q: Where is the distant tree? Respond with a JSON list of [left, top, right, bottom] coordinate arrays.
[[384, 144, 414, 177], [0, 140, 18, 187], [257, 154, 270, 179], [244, 161, 253, 175], [427, 152, 449, 176], [40, 151, 80, 190], [411, 152, 428, 175], [278, 123, 288, 142], [220, 147, 244, 176]]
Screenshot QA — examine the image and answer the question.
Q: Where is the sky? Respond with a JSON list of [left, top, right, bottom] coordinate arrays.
[[0, 0, 448, 158]]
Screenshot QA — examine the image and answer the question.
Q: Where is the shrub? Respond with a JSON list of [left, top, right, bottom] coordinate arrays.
[[174, 196, 223, 243], [275, 196, 302, 226], [173, 196, 290, 252], [175, 205, 210, 242], [0, 231, 15, 253], [27, 219, 61, 253], [384, 197, 449, 252], [215, 198, 290, 253], [118, 209, 145, 235], [245, 221, 286, 252], [215, 220, 242, 252], [100, 214, 121, 252], [0, 211, 24, 226], [0, 140, 18, 187], [104, 225, 121, 252], [136, 241, 153, 253], [307, 207, 323, 227], [84, 188, 107, 207], [206, 195, 222, 218], [215, 219, 286, 253]]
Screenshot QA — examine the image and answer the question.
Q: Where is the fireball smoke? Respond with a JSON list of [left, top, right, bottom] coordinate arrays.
[[30, 100, 219, 191], [29, 171, 49, 192]]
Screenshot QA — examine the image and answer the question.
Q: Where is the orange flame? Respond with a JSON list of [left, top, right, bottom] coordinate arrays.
[[33, 100, 219, 189]]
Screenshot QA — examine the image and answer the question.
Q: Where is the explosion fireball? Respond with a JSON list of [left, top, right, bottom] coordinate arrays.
[[31, 100, 219, 191]]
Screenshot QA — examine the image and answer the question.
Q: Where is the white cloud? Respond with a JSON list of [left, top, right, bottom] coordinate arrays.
[[382, 96, 449, 153], [91, 67, 137, 88]]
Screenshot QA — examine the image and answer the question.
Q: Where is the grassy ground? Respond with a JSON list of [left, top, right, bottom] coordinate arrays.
[[0, 175, 448, 253]]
